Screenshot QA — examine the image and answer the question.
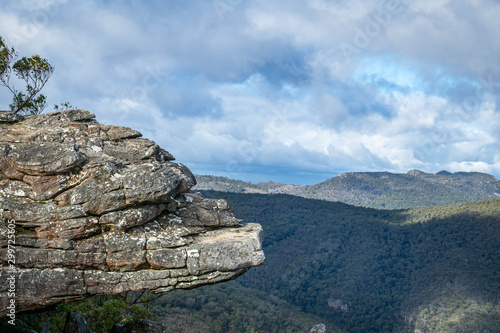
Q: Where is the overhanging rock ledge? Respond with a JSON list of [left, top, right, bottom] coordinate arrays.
[[0, 110, 264, 316]]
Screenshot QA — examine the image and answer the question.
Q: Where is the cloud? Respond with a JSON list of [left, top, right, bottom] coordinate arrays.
[[1, 0, 499, 184]]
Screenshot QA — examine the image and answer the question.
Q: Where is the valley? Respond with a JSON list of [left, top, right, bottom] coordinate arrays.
[[153, 191, 500, 332]]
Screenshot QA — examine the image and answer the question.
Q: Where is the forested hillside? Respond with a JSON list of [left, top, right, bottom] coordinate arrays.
[[14, 192, 500, 332], [193, 171, 500, 209], [154, 192, 500, 332]]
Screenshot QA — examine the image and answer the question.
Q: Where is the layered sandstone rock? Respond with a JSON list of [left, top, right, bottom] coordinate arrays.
[[0, 110, 264, 316]]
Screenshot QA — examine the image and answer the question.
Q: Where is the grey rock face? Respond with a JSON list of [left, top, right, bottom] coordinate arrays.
[[0, 111, 23, 123], [110, 319, 166, 333], [0, 110, 264, 316], [310, 323, 326, 333], [63, 312, 95, 333], [40, 319, 51, 333]]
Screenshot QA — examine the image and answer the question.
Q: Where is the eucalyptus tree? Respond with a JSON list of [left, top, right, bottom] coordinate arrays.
[[0, 36, 54, 115]]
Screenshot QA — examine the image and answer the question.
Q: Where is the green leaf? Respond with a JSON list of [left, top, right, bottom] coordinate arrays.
[[0, 35, 53, 115]]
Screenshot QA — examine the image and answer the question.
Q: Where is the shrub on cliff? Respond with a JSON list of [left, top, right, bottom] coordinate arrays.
[[0, 36, 54, 115]]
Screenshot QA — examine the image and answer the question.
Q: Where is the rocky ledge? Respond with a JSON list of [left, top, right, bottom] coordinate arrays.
[[0, 110, 264, 316]]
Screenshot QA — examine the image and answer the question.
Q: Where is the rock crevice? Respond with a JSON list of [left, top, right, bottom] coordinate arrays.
[[0, 110, 264, 315]]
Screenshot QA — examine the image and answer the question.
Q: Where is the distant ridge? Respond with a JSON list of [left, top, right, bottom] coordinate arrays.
[[193, 170, 500, 209]]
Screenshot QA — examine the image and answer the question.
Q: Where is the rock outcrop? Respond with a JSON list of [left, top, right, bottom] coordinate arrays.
[[0, 110, 264, 316], [63, 312, 94, 333], [110, 319, 166, 333]]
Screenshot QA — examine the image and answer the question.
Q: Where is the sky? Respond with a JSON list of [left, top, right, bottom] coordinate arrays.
[[1, 0, 499, 185]]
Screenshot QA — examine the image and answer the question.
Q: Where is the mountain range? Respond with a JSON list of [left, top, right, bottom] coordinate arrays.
[[193, 170, 500, 209]]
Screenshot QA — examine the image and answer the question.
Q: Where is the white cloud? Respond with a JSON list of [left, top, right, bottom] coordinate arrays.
[[448, 161, 500, 175], [1, 0, 499, 184], [14, 0, 70, 11]]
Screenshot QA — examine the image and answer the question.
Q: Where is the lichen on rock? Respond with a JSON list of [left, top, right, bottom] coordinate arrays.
[[0, 110, 264, 316]]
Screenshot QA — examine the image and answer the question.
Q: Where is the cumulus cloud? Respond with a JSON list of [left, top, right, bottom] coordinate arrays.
[[0, 0, 499, 184]]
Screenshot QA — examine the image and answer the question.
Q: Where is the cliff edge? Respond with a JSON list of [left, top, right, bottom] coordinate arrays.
[[0, 110, 264, 316]]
